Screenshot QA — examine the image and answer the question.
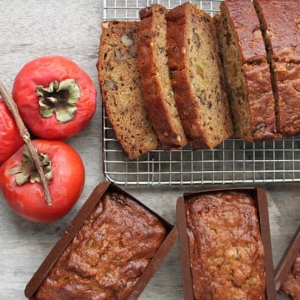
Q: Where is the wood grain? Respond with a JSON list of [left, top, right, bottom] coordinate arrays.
[[0, 1, 298, 299]]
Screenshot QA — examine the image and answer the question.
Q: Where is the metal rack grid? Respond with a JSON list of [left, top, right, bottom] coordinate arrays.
[[102, 0, 300, 185], [103, 0, 222, 19]]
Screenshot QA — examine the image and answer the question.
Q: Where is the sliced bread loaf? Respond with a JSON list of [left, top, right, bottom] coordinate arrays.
[[97, 21, 159, 159], [215, 0, 279, 142], [254, 0, 300, 137], [138, 4, 188, 150], [166, 3, 234, 150]]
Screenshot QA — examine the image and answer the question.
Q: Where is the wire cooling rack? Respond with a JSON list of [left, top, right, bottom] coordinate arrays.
[[102, 0, 300, 185]]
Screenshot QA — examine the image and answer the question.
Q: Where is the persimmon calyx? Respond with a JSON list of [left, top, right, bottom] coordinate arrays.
[[9, 146, 53, 185], [36, 79, 81, 123]]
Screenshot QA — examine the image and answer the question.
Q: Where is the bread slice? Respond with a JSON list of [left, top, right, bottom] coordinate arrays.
[[254, 0, 300, 137], [166, 3, 233, 150], [97, 21, 159, 159], [137, 4, 188, 150], [215, 0, 279, 142]]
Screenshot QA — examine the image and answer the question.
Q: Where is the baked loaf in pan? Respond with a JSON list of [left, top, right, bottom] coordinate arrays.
[[280, 251, 300, 299], [166, 2, 233, 150], [185, 191, 266, 299], [138, 4, 188, 150], [215, 0, 278, 142], [97, 21, 159, 159], [254, 0, 300, 137], [34, 190, 167, 300]]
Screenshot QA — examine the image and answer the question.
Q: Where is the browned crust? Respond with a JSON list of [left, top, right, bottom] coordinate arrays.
[[25, 182, 178, 300], [185, 191, 266, 299], [273, 62, 300, 136], [243, 63, 278, 141], [167, 3, 233, 149], [35, 190, 168, 299], [138, 4, 188, 150], [177, 187, 276, 300], [166, 3, 203, 145], [216, 0, 279, 142], [220, 1, 267, 64], [254, 0, 300, 137], [166, 5, 188, 72], [253, 0, 300, 62], [168, 68, 209, 149]]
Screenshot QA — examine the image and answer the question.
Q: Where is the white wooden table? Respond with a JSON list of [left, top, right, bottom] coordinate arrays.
[[0, 1, 298, 299]]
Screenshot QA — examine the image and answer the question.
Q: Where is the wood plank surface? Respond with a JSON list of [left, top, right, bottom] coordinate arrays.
[[0, 1, 298, 299]]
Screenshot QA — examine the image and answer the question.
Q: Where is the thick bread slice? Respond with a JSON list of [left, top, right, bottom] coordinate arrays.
[[97, 21, 159, 159], [215, 0, 279, 142], [254, 0, 300, 136], [166, 3, 233, 150], [138, 4, 188, 150]]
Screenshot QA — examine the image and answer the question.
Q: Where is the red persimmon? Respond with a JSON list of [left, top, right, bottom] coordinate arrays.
[[0, 139, 85, 223], [0, 99, 23, 164], [12, 55, 97, 140]]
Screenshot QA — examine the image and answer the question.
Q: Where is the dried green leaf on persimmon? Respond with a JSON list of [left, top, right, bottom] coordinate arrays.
[[36, 79, 81, 123]]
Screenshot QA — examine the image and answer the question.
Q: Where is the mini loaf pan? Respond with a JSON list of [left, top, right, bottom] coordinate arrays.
[[176, 187, 277, 300], [275, 224, 300, 298], [25, 181, 178, 300]]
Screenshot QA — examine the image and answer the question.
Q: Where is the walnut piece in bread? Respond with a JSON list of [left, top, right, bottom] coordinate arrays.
[[98, 21, 159, 159], [166, 2, 234, 149]]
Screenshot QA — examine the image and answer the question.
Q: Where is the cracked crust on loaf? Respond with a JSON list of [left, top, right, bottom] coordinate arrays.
[[185, 191, 266, 300]]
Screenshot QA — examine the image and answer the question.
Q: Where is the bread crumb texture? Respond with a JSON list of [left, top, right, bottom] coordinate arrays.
[[98, 21, 159, 159], [166, 3, 234, 149], [138, 4, 188, 150]]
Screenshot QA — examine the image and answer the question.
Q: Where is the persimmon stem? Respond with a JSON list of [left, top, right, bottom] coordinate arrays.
[[0, 80, 52, 206]]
